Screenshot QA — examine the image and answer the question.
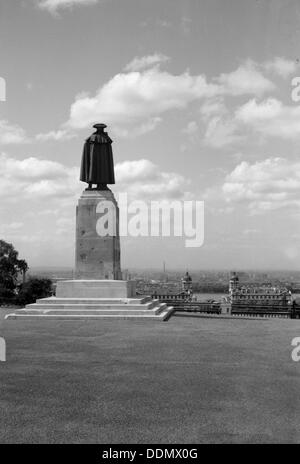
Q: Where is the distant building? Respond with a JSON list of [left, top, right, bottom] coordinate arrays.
[[229, 272, 292, 308], [229, 271, 239, 293], [181, 271, 192, 291], [220, 297, 232, 315], [181, 272, 193, 301]]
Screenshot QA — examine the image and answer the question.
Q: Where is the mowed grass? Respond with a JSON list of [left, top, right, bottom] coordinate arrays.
[[0, 309, 300, 444]]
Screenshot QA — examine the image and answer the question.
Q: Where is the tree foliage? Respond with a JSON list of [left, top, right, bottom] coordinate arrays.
[[17, 277, 53, 306], [0, 240, 28, 297]]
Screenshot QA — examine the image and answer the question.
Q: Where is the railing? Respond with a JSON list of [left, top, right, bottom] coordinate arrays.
[[151, 293, 186, 301], [151, 295, 221, 313], [231, 311, 291, 318]]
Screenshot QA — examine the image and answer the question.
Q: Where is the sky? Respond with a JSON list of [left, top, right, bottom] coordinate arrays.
[[1, 0, 300, 271]]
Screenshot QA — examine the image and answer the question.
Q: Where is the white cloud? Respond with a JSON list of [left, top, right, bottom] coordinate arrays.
[[0, 222, 24, 234], [183, 121, 198, 135], [66, 67, 216, 131], [222, 157, 300, 212], [124, 54, 170, 72], [115, 159, 191, 200], [199, 97, 243, 148], [38, 0, 98, 14], [236, 98, 300, 139], [0, 120, 28, 144], [0, 154, 192, 265], [200, 98, 227, 120], [115, 159, 159, 183], [215, 60, 275, 97], [264, 57, 298, 79], [198, 58, 298, 147], [112, 117, 162, 138], [65, 59, 277, 138], [0, 121, 77, 146], [203, 116, 243, 148], [0, 154, 189, 203], [35, 129, 77, 141], [0, 153, 69, 180], [0, 153, 79, 200]]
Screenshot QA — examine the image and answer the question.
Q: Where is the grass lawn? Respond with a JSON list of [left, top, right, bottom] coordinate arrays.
[[0, 308, 300, 444]]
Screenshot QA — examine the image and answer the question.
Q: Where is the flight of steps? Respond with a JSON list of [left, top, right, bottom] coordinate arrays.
[[5, 296, 174, 321]]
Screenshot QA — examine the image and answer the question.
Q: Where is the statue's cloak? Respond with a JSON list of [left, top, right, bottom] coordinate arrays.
[[80, 131, 115, 184]]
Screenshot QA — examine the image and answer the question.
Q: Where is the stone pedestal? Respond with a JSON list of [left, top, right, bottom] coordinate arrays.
[[56, 280, 136, 298], [75, 189, 122, 280], [5, 154, 176, 321]]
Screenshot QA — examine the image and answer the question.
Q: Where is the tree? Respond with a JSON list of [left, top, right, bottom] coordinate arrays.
[[16, 277, 53, 306], [17, 259, 28, 284], [0, 240, 28, 297]]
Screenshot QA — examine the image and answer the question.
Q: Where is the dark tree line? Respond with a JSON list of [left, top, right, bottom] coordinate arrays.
[[0, 240, 28, 297], [0, 239, 52, 305]]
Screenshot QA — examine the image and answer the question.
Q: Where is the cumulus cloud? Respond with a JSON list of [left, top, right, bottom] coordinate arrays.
[[115, 159, 158, 183], [66, 67, 216, 132], [199, 97, 244, 148], [197, 58, 299, 148], [115, 159, 191, 200], [200, 98, 227, 120], [112, 117, 162, 138], [0, 120, 29, 144], [0, 154, 69, 180], [35, 129, 77, 141], [236, 98, 300, 139], [0, 222, 24, 234], [203, 116, 243, 148], [0, 121, 76, 145], [0, 155, 192, 259], [124, 53, 170, 72], [64, 58, 278, 138], [0, 154, 189, 203], [215, 60, 275, 97], [0, 153, 79, 200], [199, 95, 244, 148], [222, 157, 300, 212], [38, 0, 98, 14], [203, 93, 300, 148], [264, 57, 298, 79]]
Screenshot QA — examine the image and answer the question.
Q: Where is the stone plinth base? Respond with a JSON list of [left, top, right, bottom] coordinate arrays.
[[56, 280, 136, 298], [5, 296, 173, 321], [5, 279, 173, 321]]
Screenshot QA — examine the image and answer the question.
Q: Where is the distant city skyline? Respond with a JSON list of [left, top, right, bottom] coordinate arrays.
[[1, 0, 300, 270]]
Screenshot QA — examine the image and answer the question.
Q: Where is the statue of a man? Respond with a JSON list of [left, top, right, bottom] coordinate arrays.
[[80, 123, 115, 190]]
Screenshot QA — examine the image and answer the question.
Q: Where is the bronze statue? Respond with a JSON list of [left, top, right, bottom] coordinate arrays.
[[80, 123, 115, 190]]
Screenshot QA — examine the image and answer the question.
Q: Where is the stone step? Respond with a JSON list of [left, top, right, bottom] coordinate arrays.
[[25, 301, 160, 311], [16, 308, 163, 316], [36, 297, 153, 305], [5, 307, 173, 321]]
